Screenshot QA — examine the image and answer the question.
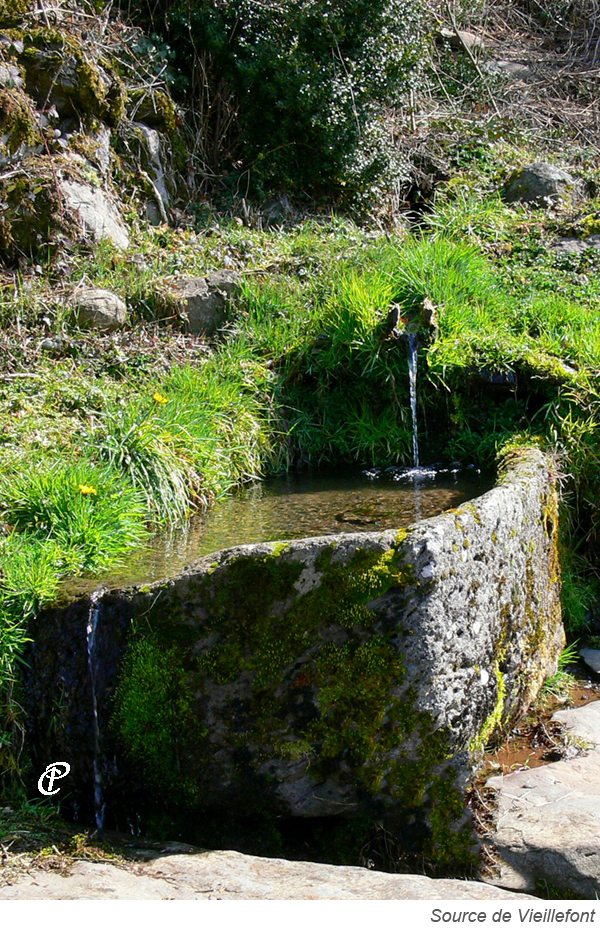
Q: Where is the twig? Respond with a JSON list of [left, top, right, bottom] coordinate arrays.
[[138, 169, 170, 225], [443, 0, 502, 118]]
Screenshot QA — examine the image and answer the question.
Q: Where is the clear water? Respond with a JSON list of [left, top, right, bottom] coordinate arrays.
[[85, 591, 105, 830], [406, 333, 420, 467], [63, 467, 492, 597]]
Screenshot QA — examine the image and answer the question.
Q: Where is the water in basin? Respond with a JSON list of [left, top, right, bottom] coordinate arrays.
[[63, 466, 492, 596]]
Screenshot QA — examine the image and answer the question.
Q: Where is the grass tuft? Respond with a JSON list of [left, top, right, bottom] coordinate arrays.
[[539, 643, 579, 703], [0, 462, 149, 573]]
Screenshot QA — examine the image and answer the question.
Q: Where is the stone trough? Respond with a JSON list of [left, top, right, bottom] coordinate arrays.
[[26, 447, 564, 868]]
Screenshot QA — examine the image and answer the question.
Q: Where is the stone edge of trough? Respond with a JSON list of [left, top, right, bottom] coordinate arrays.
[[137, 444, 556, 590]]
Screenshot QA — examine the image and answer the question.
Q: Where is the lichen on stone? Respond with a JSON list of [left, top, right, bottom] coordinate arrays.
[[469, 663, 506, 752]]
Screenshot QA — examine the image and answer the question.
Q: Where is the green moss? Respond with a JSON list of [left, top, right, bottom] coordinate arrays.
[[103, 71, 126, 125], [518, 485, 564, 706], [274, 737, 313, 761], [189, 546, 410, 686], [429, 775, 477, 870], [119, 542, 414, 752], [469, 663, 506, 751], [192, 554, 305, 684], [113, 539, 475, 865], [0, 161, 70, 258], [0, 87, 39, 151], [385, 716, 453, 801], [270, 541, 290, 557], [315, 543, 336, 572], [0, 0, 30, 26], [112, 635, 206, 805], [127, 88, 178, 135], [22, 29, 125, 125], [306, 636, 407, 774]]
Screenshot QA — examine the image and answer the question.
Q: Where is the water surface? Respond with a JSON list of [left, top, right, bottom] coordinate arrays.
[[64, 467, 492, 597]]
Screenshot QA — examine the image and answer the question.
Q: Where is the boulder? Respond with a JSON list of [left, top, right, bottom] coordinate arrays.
[[71, 287, 127, 331], [437, 27, 485, 53], [0, 62, 23, 89], [0, 156, 130, 258], [60, 177, 130, 250], [86, 124, 112, 178], [154, 271, 242, 335], [132, 122, 172, 224], [486, 60, 531, 81], [503, 163, 577, 207], [486, 701, 600, 898], [262, 193, 295, 227], [19, 30, 125, 125], [580, 648, 600, 675], [551, 235, 600, 256], [0, 86, 43, 163]]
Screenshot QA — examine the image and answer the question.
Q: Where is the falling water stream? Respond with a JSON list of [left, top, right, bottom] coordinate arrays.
[[405, 332, 425, 520], [406, 332, 419, 468], [86, 588, 106, 830]]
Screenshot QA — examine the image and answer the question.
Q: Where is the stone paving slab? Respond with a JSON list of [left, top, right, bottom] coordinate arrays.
[[486, 701, 600, 898], [0, 850, 537, 900]]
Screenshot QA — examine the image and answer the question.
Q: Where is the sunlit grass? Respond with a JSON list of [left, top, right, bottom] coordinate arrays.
[[5, 213, 600, 735], [0, 462, 149, 573], [539, 642, 580, 703], [92, 400, 199, 524], [423, 184, 520, 245]]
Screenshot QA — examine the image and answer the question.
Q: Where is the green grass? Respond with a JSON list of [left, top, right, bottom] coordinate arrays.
[[0, 462, 149, 573], [4, 190, 600, 788], [387, 237, 501, 315], [1, 223, 598, 571], [539, 643, 580, 703], [92, 400, 199, 524]]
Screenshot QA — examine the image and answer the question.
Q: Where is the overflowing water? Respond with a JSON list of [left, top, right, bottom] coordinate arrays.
[[85, 588, 106, 830], [406, 332, 419, 468]]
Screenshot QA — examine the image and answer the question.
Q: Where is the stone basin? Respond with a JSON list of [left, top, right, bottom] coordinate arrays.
[[26, 447, 564, 869]]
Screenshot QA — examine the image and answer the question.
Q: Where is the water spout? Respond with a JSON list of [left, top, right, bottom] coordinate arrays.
[[86, 588, 106, 830], [406, 332, 419, 468]]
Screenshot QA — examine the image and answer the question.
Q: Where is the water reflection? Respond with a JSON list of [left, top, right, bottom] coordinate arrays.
[[64, 468, 492, 595]]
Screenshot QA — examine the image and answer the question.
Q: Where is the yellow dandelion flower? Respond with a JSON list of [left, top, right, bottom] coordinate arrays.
[[153, 391, 168, 404], [78, 484, 97, 496]]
